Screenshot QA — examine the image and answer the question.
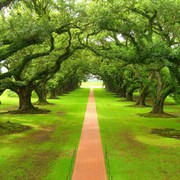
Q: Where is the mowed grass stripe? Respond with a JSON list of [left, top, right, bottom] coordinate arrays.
[[94, 88, 180, 180]]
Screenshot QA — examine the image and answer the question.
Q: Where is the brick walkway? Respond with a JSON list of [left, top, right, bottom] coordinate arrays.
[[72, 88, 107, 180]]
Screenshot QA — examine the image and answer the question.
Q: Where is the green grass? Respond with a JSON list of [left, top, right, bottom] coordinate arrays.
[[1, 88, 180, 179], [0, 121, 31, 135], [94, 89, 180, 180], [0, 88, 89, 179]]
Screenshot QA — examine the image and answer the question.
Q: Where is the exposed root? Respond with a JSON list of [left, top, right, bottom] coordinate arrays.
[[8, 107, 50, 114], [33, 101, 54, 106], [33, 101, 50, 105]]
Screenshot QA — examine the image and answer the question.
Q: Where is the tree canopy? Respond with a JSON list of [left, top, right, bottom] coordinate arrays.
[[0, 0, 179, 115]]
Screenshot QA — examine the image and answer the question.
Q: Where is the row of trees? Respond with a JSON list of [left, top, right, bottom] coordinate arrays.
[[0, 0, 179, 115], [0, 0, 90, 112], [83, 0, 180, 115]]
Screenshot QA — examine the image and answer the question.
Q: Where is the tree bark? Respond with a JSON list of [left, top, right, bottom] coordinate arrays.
[[126, 91, 133, 101], [50, 89, 57, 99], [150, 71, 174, 115], [151, 98, 165, 114], [34, 80, 49, 105], [17, 86, 36, 112], [56, 86, 63, 96], [126, 86, 138, 101], [150, 87, 174, 115], [117, 88, 126, 98], [136, 71, 154, 106], [0, 0, 15, 10], [136, 87, 148, 106]]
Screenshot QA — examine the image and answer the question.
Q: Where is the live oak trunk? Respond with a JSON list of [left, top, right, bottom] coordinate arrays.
[[121, 89, 127, 98], [151, 98, 165, 114], [136, 87, 148, 106], [136, 71, 154, 107], [17, 86, 36, 112], [126, 91, 133, 101], [126, 86, 138, 102], [150, 71, 174, 115], [56, 87, 63, 96], [34, 80, 49, 105], [117, 88, 126, 98], [50, 89, 57, 99]]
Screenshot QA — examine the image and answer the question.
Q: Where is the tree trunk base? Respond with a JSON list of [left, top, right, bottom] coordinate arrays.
[[126, 92, 134, 101], [135, 104, 149, 108], [127, 98, 134, 102], [49, 97, 59, 99], [8, 107, 50, 114], [138, 112, 177, 118], [34, 100, 50, 105]]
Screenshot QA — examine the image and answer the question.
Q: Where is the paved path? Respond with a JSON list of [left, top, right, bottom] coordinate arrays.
[[72, 88, 107, 180]]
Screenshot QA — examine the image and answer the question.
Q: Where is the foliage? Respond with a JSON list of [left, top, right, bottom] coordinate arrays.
[[0, 0, 179, 113]]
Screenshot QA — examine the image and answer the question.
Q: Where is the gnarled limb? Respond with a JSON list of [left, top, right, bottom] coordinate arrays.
[[0, 0, 16, 10]]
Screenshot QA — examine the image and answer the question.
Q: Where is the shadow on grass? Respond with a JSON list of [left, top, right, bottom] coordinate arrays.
[[33, 102, 55, 106], [0, 108, 51, 114], [151, 128, 180, 140], [0, 121, 32, 136], [125, 104, 151, 108], [138, 112, 178, 118]]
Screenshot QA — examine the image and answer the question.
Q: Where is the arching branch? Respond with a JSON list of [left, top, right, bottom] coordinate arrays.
[[0, 0, 16, 10]]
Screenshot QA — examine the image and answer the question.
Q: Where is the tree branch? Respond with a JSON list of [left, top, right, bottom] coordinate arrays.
[[0, 35, 43, 61], [0, 0, 16, 10]]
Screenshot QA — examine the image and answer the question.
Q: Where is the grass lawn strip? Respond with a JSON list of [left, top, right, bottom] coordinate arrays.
[[94, 88, 180, 180], [0, 88, 89, 179]]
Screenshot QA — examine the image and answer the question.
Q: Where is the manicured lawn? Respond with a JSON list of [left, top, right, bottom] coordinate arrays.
[[94, 88, 180, 180], [1, 88, 179, 179], [0, 88, 89, 179]]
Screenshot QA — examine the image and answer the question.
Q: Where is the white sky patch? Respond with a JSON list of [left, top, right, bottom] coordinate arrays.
[[1, 66, 8, 73], [106, 36, 114, 42], [106, 34, 125, 43], [117, 34, 125, 42], [3, 7, 10, 19]]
